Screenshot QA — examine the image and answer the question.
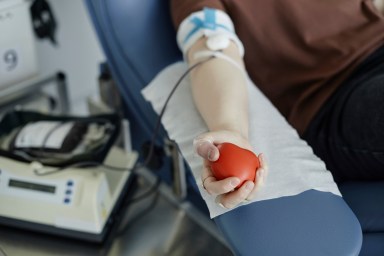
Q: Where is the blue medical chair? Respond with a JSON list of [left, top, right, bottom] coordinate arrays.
[[85, 1, 384, 255]]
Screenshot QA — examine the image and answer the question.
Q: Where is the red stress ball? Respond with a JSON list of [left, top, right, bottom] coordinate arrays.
[[210, 143, 260, 188]]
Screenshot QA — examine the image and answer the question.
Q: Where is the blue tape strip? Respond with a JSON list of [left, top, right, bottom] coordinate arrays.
[[204, 7, 216, 30]]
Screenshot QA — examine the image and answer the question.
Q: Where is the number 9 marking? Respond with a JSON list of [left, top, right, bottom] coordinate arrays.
[[4, 49, 18, 71]]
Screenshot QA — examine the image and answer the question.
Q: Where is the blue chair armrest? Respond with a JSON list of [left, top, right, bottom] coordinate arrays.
[[215, 190, 362, 256]]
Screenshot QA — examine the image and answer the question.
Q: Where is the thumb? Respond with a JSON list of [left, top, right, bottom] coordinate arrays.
[[193, 137, 219, 161]]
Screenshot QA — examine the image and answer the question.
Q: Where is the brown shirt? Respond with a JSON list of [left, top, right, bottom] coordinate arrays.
[[170, 0, 384, 135]]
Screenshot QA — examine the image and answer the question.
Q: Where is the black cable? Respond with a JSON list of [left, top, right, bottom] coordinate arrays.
[[110, 59, 215, 236], [140, 56, 215, 170], [100, 0, 213, 169], [30, 58, 214, 228], [84, 2, 217, 239], [32, 56, 215, 178], [26, 56, 215, 238]]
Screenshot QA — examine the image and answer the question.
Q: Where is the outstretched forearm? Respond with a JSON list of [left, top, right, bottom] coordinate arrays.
[[186, 37, 267, 207], [187, 37, 249, 140]]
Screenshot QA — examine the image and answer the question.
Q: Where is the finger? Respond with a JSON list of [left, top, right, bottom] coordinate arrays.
[[242, 154, 267, 201], [217, 181, 255, 209], [201, 159, 214, 179], [204, 176, 241, 196], [257, 153, 269, 187], [200, 160, 241, 195], [194, 138, 219, 161], [260, 163, 268, 184], [258, 153, 268, 171], [255, 168, 266, 187], [246, 167, 266, 201]]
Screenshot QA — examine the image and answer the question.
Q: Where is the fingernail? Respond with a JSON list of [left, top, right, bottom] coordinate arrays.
[[230, 178, 240, 187], [207, 149, 214, 161], [218, 203, 226, 209]]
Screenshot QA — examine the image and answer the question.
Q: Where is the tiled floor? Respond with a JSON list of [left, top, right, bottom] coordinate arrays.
[[0, 171, 233, 256]]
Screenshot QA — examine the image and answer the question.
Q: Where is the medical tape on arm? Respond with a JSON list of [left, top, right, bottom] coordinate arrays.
[[177, 7, 245, 58]]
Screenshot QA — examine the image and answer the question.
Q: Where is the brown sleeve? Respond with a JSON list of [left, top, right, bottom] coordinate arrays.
[[170, 0, 227, 29]]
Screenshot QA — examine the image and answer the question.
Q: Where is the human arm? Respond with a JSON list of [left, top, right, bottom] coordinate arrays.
[[170, 1, 267, 208], [186, 32, 267, 208]]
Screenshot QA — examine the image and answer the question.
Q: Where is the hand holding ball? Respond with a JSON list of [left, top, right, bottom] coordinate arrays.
[[209, 143, 260, 188]]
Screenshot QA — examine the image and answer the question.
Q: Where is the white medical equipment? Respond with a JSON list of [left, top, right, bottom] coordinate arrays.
[[0, 146, 138, 242], [0, 0, 38, 89]]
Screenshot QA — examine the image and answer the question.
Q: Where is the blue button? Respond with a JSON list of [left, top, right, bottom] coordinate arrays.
[[67, 180, 74, 186], [64, 198, 71, 204], [65, 190, 72, 195]]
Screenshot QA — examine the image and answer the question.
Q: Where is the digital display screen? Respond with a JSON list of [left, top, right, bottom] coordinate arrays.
[[8, 179, 56, 194]]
